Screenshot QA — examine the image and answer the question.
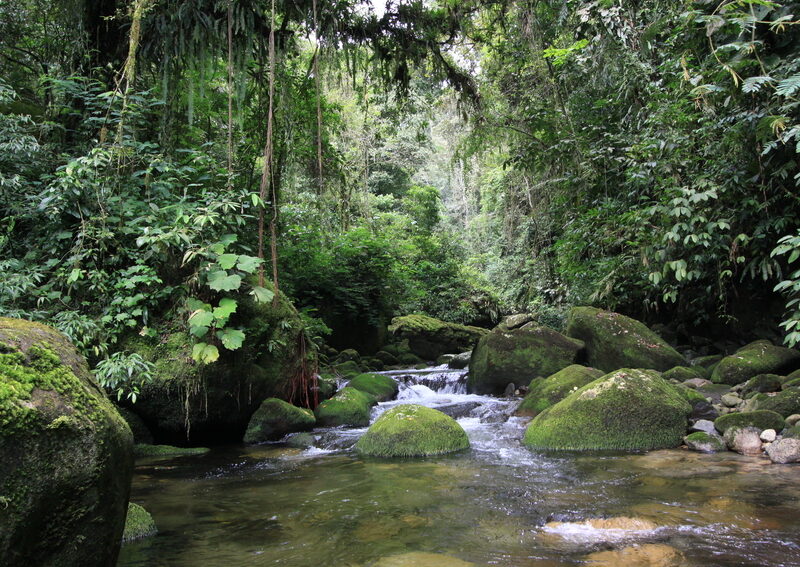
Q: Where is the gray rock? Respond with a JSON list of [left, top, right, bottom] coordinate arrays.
[[760, 429, 777, 442], [684, 378, 712, 389], [503, 383, 517, 397], [765, 438, 800, 464], [436, 401, 481, 419], [721, 393, 741, 408], [786, 414, 800, 427], [689, 401, 719, 422], [685, 432, 726, 453], [690, 419, 717, 435], [447, 351, 471, 370], [723, 426, 763, 456]]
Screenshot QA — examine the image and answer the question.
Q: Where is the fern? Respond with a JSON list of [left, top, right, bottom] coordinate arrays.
[[742, 75, 773, 94], [776, 73, 800, 97]]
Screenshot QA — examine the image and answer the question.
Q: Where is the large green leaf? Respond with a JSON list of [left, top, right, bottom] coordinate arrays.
[[236, 255, 262, 273], [217, 253, 239, 270], [216, 328, 245, 350], [251, 285, 275, 303], [192, 342, 219, 364], [188, 309, 214, 337], [213, 298, 238, 323], [208, 270, 242, 292]]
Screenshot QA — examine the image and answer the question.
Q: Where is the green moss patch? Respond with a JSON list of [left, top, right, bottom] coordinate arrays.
[[662, 366, 704, 383], [348, 373, 399, 402], [243, 398, 315, 443], [517, 365, 604, 416], [122, 503, 157, 543], [468, 325, 585, 395], [565, 307, 685, 373], [523, 368, 691, 451], [711, 342, 800, 386], [676, 385, 708, 406], [356, 404, 469, 457], [684, 431, 726, 453], [388, 315, 488, 360], [741, 374, 783, 397], [713, 410, 785, 434], [314, 387, 376, 427], [133, 444, 210, 458], [753, 388, 800, 417]]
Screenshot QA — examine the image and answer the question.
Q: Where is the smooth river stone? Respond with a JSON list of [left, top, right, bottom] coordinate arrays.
[[584, 543, 684, 566], [370, 552, 474, 567]]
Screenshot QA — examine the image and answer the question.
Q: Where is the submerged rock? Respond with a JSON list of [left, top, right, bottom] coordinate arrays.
[[468, 325, 585, 395], [583, 543, 684, 567], [347, 373, 399, 402], [356, 404, 469, 457], [243, 398, 315, 443], [523, 369, 691, 451], [0, 317, 133, 567], [711, 341, 800, 386], [388, 314, 488, 360], [517, 364, 605, 416], [369, 552, 474, 567], [565, 307, 685, 373], [314, 387, 376, 427], [122, 503, 157, 543]]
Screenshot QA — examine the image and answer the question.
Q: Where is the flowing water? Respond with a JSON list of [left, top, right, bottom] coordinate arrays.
[[118, 366, 800, 566]]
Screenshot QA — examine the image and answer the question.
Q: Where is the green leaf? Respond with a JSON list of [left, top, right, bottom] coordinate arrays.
[[216, 328, 245, 350], [213, 298, 238, 323], [236, 255, 262, 274], [188, 309, 214, 337], [217, 253, 239, 269], [192, 342, 219, 364], [251, 285, 275, 303], [208, 274, 242, 292]]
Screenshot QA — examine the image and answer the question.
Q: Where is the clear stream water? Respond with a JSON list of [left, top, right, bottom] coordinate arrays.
[[118, 367, 800, 567]]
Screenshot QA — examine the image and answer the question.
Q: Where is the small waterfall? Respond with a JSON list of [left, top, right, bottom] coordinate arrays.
[[382, 366, 469, 395]]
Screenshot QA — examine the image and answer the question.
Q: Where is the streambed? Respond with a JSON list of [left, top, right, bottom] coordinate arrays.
[[118, 367, 800, 566]]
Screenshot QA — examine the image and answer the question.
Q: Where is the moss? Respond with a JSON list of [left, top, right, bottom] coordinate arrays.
[[398, 353, 424, 366], [133, 444, 210, 458], [565, 307, 686, 373], [676, 385, 708, 406], [784, 425, 800, 439], [285, 432, 315, 448], [0, 318, 133, 567], [355, 404, 469, 457], [243, 398, 315, 443], [741, 374, 783, 397], [517, 365, 604, 416], [388, 315, 489, 360], [333, 360, 362, 377], [316, 374, 338, 401], [347, 373, 399, 402], [523, 368, 691, 451], [314, 387, 376, 427], [711, 341, 800, 386], [753, 388, 800, 417], [684, 431, 726, 453], [662, 366, 704, 383], [122, 503, 157, 543], [468, 325, 585, 395], [713, 410, 785, 434]]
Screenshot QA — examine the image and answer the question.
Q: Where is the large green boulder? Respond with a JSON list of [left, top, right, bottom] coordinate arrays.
[[714, 410, 785, 434], [243, 398, 315, 443], [314, 387, 376, 427], [752, 388, 800, 418], [711, 341, 800, 386], [0, 318, 133, 567], [123, 286, 313, 443], [468, 325, 585, 395], [565, 307, 685, 373], [348, 373, 399, 402], [523, 368, 691, 451], [355, 404, 469, 457], [388, 315, 488, 360], [517, 365, 605, 417]]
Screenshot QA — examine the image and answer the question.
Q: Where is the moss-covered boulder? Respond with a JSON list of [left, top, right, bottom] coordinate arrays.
[[741, 374, 783, 397], [662, 366, 704, 383], [243, 398, 315, 443], [711, 341, 800, 386], [684, 431, 726, 453], [355, 404, 469, 457], [0, 318, 133, 567], [122, 285, 313, 443], [752, 388, 800, 417], [565, 307, 685, 373], [468, 325, 585, 395], [523, 369, 691, 451], [517, 365, 605, 417], [713, 410, 785, 434], [333, 359, 362, 377], [348, 373, 399, 402], [122, 503, 157, 543], [388, 315, 488, 360], [314, 387, 376, 427]]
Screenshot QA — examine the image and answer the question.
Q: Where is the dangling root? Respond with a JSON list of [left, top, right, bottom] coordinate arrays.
[[287, 333, 319, 409]]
